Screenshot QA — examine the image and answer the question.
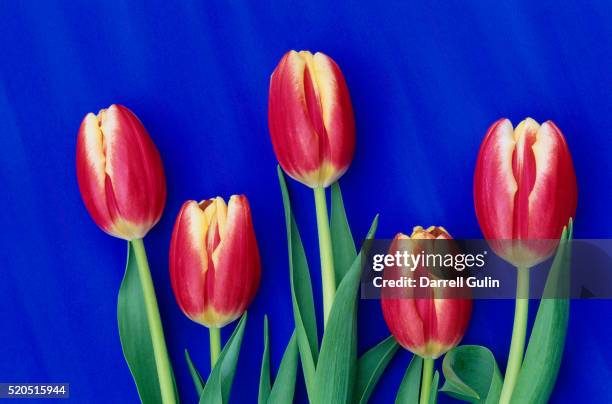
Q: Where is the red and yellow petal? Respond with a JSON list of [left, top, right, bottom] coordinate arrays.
[[474, 118, 517, 241], [269, 51, 322, 182], [312, 52, 355, 186], [207, 195, 261, 327], [528, 121, 577, 240], [100, 105, 166, 237], [169, 201, 209, 319], [76, 113, 113, 234]]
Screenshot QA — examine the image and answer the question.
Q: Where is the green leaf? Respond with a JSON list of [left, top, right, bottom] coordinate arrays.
[[510, 221, 573, 404], [354, 336, 400, 404], [277, 166, 319, 398], [440, 345, 502, 403], [199, 314, 248, 404], [395, 355, 423, 404], [268, 332, 299, 404], [429, 371, 440, 404], [331, 182, 357, 283], [259, 316, 271, 404], [259, 314, 299, 404], [118, 242, 177, 404], [313, 216, 379, 404], [185, 349, 204, 397]]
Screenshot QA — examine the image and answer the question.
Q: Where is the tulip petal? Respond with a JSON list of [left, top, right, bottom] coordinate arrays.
[[313, 52, 355, 186], [529, 121, 577, 240], [76, 113, 113, 232], [269, 52, 322, 182], [432, 298, 472, 350], [512, 118, 539, 240], [300, 51, 328, 157], [382, 297, 426, 352], [169, 201, 208, 319], [209, 196, 261, 326], [100, 105, 166, 237], [474, 118, 517, 240]]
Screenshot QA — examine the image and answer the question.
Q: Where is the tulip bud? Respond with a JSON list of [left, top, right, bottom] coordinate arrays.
[[381, 226, 472, 359], [169, 195, 261, 328], [474, 118, 577, 267], [268, 50, 355, 188], [76, 104, 166, 240]]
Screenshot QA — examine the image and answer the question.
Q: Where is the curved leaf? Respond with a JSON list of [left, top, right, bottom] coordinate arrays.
[[185, 349, 204, 397], [510, 221, 573, 404], [355, 335, 399, 404], [118, 242, 177, 404], [395, 355, 423, 404], [440, 345, 502, 403], [277, 166, 319, 398]]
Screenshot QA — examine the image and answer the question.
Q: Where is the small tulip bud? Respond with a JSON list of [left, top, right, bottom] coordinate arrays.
[[268, 50, 355, 188], [381, 226, 472, 359], [169, 195, 261, 328], [474, 118, 577, 267], [76, 104, 166, 240]]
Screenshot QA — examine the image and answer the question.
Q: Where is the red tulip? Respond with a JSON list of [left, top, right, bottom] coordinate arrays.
[[474, 118, 577, 267], [268, 50, 355, 188], [381, 226, 472, 359], [169, 195, 261, 328], [76, 104, 166, 240]]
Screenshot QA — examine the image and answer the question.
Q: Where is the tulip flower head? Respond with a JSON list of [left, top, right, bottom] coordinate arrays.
[[474, 118, 577, 267], [381, 226, 472, 359], [76, 104, 166, 240], [268, 50, 355, 188], [169, 195, 261, 328]]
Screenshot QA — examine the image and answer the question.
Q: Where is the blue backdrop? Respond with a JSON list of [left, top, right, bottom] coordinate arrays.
[[1, 1, 611, 403]]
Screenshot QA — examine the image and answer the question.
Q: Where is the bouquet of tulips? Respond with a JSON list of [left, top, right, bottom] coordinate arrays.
[[76, 50, 577, 404]]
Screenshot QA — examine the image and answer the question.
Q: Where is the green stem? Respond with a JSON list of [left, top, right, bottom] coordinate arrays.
[[420, 357, 434, 404], [313, 186, 336, 327], [131, 239, 177, 404], [499, 266, 530, 404], [209, 327, 221, 369]]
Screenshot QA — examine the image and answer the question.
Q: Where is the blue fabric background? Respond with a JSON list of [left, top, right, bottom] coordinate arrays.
[[1, 1, 610, 402]]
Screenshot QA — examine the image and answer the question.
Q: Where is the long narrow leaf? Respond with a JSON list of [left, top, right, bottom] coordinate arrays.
[[259, 316, 271, 404], [313, 216, 379, 404], [510, 221, 573, 404], [277, 166, 319, 398], [331, 182, 357, 283], [395, 356, 423, 404], [199, 314, 248, 404], [185, 349, 204, 397], [428, 371, 440, 404], [354, 335, 399, 404], [268, 332, 299, 404]]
